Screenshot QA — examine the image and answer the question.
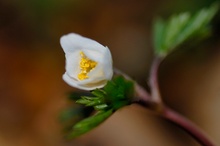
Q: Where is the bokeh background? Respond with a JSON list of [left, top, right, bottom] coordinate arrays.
[[0, 0, 220, 145]]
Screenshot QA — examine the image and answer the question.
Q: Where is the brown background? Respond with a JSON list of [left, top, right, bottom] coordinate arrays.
[[0, 0, 219, 145]]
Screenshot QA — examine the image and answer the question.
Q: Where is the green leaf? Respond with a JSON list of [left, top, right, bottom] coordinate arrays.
[[153, 2, 219, 56], [112, 100, 129, 110], [76, 96, 104, 106], [91, 89, 106, 98], [164, 12, 190, 50], [85, 99, 103, 106], [75, 98, 91, 105], [81, 96, 99, 100], [94, 104, 108, 110], [66, 109, 113, 139], [153, 18, 166, 54], [123, 78, 135, 98], [104, 76, 134, 103], [63, 76, 134, 139]]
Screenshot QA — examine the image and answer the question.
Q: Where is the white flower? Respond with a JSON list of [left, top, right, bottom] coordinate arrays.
[[60, 33, 113, 90]]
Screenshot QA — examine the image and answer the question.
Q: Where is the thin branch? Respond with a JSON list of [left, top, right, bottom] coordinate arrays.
[[115, 66, 216, 145], [162, 106, 216, 146], [149, 56, 163, 105], [134, 57, 216, 145], [134, 83, 151, 104]]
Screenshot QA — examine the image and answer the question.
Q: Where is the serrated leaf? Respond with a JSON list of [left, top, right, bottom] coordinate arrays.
[[104, 81, 123, 101], [113, 75, 125, 85], [85, 99, 103, 106], [75, 98, 91, 105], [153, 2, 219, 56], [123, 79, 135, 98], [66, 109, 113, 139], [63, 76, 134, 139], [164, 12, 190, 50], [94, 104, 108, 110], [104, 76, 134, 101], [91, 89, 106, 98], [74, 110, 112, 129], [153, 18, 166, 54], [76, 97, 104, 107], [81, 96, 100, 101], [112, 100, 129, 110], [113, 76, 134, 99]]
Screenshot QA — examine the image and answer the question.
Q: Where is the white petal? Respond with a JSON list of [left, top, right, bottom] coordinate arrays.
[[60, 33, 82, 54], [102, 47, 113, 80], [63, 73, 107, 90], [61, 33, 113, 90], [65, 51, 81, 79], [60, 33, 107, 55]]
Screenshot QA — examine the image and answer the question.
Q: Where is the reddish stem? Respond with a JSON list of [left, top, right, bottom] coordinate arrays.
[[135, 56, 216, 146], [162, 106, 215, 146], [149, 56, 163, 105], [115, 59, 215, 145]]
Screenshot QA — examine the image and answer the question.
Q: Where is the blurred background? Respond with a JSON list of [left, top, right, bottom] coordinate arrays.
[[0, 0, 220, 145]]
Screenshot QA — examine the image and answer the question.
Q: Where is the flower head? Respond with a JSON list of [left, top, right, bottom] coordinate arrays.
[[60, 33, 113, 90]]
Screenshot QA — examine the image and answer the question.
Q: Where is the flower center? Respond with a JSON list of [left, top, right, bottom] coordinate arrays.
[[78, 51, 97, 80]]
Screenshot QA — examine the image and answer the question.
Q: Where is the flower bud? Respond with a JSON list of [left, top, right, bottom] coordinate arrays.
[[60, 33, 113, 90]]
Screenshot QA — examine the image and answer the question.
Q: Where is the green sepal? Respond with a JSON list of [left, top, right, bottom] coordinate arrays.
[[63, 76, 134, 139], [112, 100, 129, 111], [66, 109, 113, 139], [81, 96, 100, 100], [75, 98, 91, 105], [91, 89, 106, 98], [76, 76, 134, 110], [94, 104, 108, 110], [76, 96, 104, 107], [104, 76, 134, 102], [85, 100, 103, 106]]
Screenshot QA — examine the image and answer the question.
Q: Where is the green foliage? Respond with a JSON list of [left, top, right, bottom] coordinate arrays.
[[153, 3, 219, 56], [64, 76, 134, 139], [75, 76, 134, 111], [59, 106, 94, 134], [67, 91, 92, 101], [66, 110, 113, 139], [104, 76, 134, 101]]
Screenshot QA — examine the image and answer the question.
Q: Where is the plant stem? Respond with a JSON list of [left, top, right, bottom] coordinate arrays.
[[134, 83, 151, 104], [162, 106, 215, 146], [148, 56, 164, 110], [136, 96, 216, 146], [115, 58, 215, 145], [136, 56, 216, 146]]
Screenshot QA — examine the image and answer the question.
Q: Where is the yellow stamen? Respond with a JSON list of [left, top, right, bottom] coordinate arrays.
[[78, 51, 97, 80]]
